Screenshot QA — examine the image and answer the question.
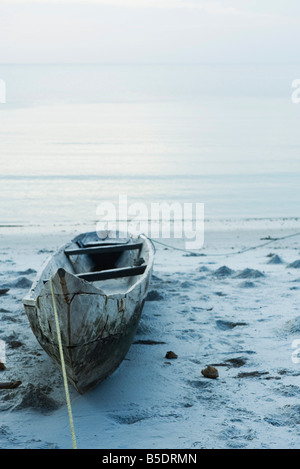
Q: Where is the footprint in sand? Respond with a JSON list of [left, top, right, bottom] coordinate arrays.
[[238, 281, 257, 288], [266, 404, 300, 428], [197, 266, 210, 273], [284, 316, 300, 334], [14, 384, 62, 414], [210, 357, 248, 368], [216, 320, 248, 330]]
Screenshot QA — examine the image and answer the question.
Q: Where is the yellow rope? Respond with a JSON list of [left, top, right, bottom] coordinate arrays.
[[50, 277, 77, 450]]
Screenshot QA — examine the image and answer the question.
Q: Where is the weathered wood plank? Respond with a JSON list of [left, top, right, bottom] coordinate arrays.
[[65, 242, 143, 257], [0, 381, 22, 389], [77, 265, 146, 282], [83, 240, 129, 247]]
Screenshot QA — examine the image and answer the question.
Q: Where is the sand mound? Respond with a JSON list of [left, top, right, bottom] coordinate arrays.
[[267, 255, 284, 265], [10, 277, 32, 289], [14, 384, 62, 413], [16, 268, 37, 275], [212, 265, 235, 278], [234, 268, 264, 279], [287, 260, 300, 269], [146, 290, 164, 301]]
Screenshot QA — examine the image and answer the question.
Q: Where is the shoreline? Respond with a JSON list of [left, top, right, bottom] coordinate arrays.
[[1, 215, 300, 235]]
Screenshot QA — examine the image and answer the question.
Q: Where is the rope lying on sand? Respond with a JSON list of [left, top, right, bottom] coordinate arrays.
[[151, 231, 300, 257], [50, 277, 77, 450]]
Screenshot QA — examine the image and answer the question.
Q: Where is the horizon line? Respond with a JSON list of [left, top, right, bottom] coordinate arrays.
[[1, 61, 300, 66]]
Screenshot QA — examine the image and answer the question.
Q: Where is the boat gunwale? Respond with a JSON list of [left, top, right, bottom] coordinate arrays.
[[22, 233, 154, 307]]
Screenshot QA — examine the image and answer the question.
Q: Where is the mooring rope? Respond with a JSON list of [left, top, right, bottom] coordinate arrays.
[[151, 231, 300, 257], [49, 277, 77, 450]]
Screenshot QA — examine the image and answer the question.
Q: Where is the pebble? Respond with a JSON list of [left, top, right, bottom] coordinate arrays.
[[201, 366, 219, 379], [165, 351, 178, 359]]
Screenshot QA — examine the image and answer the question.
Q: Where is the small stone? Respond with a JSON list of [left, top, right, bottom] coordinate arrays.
[[0, 362, 6, 371], [165, 351, 178, 359], [0, 288, 9, 295], [201, 366, 219, 379]]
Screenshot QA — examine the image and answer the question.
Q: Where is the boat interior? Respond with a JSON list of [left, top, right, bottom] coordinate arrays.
[[65, 232, 148, 294], [23, 231, 151, 304]]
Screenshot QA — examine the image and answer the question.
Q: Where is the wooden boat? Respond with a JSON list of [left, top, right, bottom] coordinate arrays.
[[23, 231, 154, 394]]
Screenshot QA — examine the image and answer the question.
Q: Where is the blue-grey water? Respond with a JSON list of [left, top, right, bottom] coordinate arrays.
[[0, 63, 299, 226]]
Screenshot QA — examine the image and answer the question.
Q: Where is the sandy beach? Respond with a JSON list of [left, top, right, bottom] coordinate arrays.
[[0, 219, 300, 449], [1, 0, 300, 453]]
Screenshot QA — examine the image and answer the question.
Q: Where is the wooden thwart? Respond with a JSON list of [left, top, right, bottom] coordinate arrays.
[[77, 265, 146, 282], [65, 242, 143, 257], [82, 239, 129, 248], [43, 264, 146, 284]]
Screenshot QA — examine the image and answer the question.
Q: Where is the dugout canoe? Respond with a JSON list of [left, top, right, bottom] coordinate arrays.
[[23, 231, 154, 394]]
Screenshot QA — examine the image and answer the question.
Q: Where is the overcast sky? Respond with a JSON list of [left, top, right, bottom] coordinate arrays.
[[0, 0, 299, 63]]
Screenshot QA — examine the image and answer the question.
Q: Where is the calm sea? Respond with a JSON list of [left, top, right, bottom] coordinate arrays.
[[0, 63, 299, 226]]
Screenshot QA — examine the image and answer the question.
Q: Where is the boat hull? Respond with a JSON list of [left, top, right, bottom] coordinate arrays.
[[25, 297, 146, 394], [23, 232, 154, 393]]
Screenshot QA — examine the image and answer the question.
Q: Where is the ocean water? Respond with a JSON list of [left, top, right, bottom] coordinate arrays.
[[0, 63, 300, 227]]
